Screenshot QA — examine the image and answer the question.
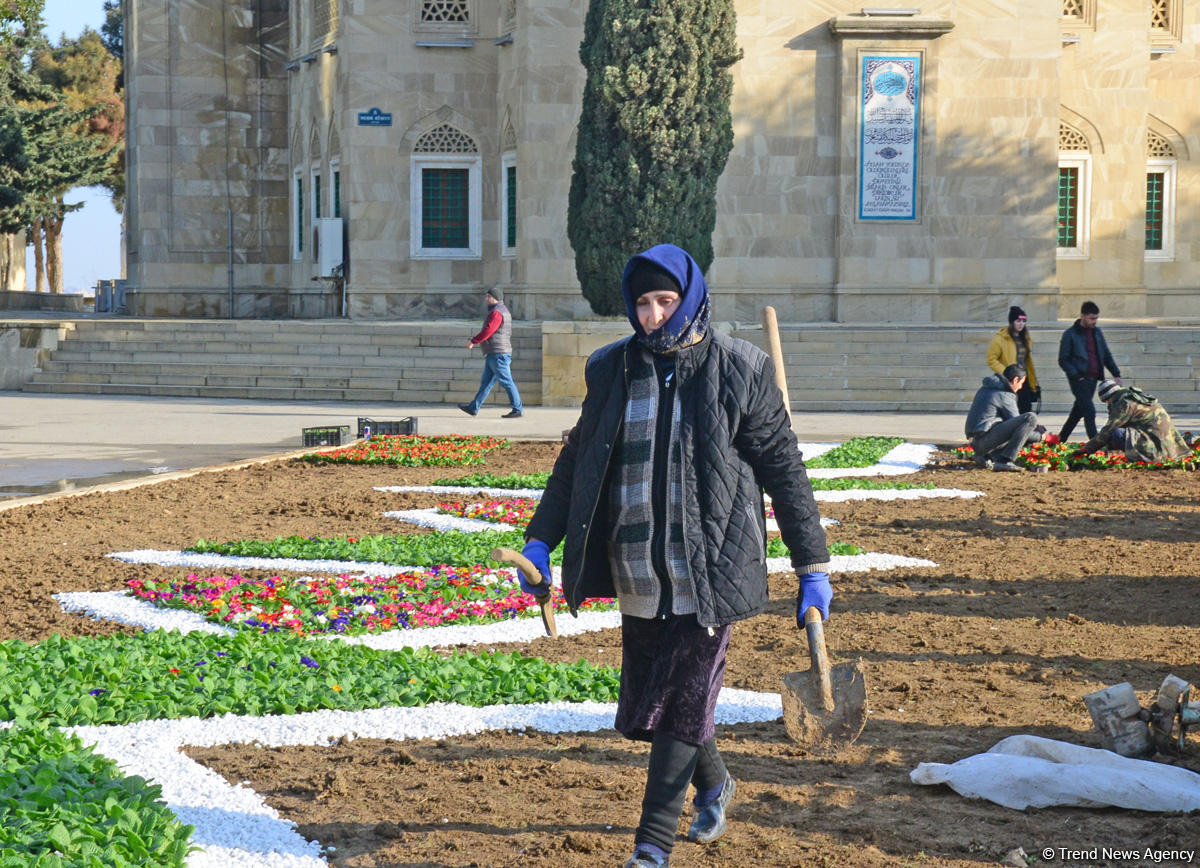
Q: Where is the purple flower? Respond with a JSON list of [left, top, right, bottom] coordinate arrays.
[[88, 688, 106, 696], [300, 656, 320, 669]]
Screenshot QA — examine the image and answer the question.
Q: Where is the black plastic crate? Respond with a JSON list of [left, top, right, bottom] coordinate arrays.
[[302, 425, 350, 447], [357, 417, 418, 437]]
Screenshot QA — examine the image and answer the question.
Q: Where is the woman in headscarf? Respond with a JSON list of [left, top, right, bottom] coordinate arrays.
[[521, 243, 831, 867]]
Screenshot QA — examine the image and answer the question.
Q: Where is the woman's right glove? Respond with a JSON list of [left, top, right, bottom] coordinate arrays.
[[796, 571, 833, 623], [519, 539, 553, 596]]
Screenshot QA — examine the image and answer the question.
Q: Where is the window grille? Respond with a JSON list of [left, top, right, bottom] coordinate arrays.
[[414, 124, 478, 154], [421, 0, 469, 23], [421, 168, 470, 248], [1057, 167, 1079, 248], [1062, 0, 1084, 17], [1145, 172, 1165, 251], [1059, 123, 1089, 152], [506, 164, 517, 249], [1147, 130, 1174, 159], [333, 171, 341, 219], [1151, 0, 1170, 30]]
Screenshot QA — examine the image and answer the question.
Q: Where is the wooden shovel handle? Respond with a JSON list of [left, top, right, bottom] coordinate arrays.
[[490, 547, 557, 638], [803, 606, 836, 711], [761, 306, 793, 425]]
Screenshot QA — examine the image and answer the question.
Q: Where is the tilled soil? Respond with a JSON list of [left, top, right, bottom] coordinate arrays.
[[3, 441, 1198, 867]]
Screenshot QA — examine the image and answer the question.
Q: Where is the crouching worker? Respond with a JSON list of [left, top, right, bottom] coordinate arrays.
[[965, 364, 1058, 471], [1078, 380, 1191, 464], [519, 244, 831, 868]]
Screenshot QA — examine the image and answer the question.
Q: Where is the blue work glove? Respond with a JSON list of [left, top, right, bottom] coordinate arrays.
[[519, 539, 552, 597], [796, 571, 833, 624]]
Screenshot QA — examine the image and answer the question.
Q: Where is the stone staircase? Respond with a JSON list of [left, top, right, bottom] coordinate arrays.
[[19, 318, 1200, 414], [22, 319, 543, 406]]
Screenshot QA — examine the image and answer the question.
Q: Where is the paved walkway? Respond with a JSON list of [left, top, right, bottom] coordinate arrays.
[[2, 391, 1197, 506]]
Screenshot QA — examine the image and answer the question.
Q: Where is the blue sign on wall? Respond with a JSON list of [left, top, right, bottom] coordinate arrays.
[[858, 56, 920, 221], [357, 107, 393, 127]]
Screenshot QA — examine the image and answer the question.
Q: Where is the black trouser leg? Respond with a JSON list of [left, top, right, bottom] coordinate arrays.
[[690, 738, 727, 797], [635, 732, 700, 853], [1060, 377, 1097, 440]]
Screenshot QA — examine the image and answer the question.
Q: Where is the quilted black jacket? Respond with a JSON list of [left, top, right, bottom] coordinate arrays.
[[525, 329, 829, 628]]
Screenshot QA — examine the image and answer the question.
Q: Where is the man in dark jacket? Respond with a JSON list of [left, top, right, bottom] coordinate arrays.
[[1057, 300, 1121, 441], [520, 244, 829, 868], [965, 364, 1054, 471]]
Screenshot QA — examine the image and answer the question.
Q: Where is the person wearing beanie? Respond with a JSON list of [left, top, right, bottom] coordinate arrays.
[[964, 363, 1056, 471], [519, 243, 829, 868], [1076, 380, 1191, 464], [985, 305, 1040, 413], [458, 287, 523, 418], [1057, 300, 1122, 441]]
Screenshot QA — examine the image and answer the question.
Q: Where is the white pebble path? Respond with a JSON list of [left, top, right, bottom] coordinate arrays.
[[386, 506, 841, 534]]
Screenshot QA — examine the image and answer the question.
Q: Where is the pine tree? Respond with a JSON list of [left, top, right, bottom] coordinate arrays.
[[24, 29, 121, 292], [567, 0, 741, 315]]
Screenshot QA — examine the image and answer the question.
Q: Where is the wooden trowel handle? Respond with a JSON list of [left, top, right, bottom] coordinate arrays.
[[490, 547, 558, 638], [803, 606, 836, 711]]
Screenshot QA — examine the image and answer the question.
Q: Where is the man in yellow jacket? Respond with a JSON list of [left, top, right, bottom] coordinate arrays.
[[986, 306, 1038, 413]]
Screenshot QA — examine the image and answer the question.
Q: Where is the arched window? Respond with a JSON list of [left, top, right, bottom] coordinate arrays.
[[1057, 122, 1091, 258], [410, 124, 481, 258], [1145, 130, 1176, 260]]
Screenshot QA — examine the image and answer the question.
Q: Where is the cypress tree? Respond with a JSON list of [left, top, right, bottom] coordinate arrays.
[[568, 0, 741, 315]]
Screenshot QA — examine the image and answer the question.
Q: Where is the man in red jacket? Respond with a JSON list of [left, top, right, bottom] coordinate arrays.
[[459, 288, 523, 418]]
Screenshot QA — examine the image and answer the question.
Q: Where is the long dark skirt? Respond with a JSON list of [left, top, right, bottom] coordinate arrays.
[[614, 613, 732, 746]]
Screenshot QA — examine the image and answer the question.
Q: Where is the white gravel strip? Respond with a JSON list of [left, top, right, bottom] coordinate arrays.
[[107, 549, 432, 577], [807, 442, 936, 478], [384, 508, 515, 532], [56, 591, 235, 635], [768, 552, 937, 573], [813, 487, 983, 503], [67, 689, 782, 868], [768, 517, 840, 532]]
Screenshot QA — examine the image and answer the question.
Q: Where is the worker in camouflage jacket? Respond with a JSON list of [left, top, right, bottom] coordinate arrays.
[[1079, 380, 1192, 464]]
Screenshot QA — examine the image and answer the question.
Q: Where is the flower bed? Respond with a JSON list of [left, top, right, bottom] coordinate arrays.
[[127, 567, 614, 636], [302, 434, 508, 466], [955, 439, 1199, 471], [805, 436, 904, 469]]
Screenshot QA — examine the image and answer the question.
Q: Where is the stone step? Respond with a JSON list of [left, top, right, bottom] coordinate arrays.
[[22, 380, 539, 404]]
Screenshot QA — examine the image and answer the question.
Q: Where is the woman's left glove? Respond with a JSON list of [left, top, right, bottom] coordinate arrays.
[[796, 571, 833, 623], [519, 539, 552, 596]]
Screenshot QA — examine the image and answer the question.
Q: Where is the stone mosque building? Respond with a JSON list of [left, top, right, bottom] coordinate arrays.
[[122, 0, 1199, 324]]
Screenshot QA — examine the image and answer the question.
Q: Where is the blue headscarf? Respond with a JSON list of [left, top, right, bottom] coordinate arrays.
[[620, 244, 711, 355]]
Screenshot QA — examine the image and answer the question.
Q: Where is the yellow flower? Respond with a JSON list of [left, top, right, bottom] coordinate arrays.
[[332, 684, 342, 692]]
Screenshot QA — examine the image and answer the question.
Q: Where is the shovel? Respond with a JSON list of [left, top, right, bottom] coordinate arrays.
[[780, 607, 867, 747], [489, 547, 557, 638]]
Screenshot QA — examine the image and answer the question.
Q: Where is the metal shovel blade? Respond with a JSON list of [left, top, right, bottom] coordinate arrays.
[[781, 607, 867, 747]]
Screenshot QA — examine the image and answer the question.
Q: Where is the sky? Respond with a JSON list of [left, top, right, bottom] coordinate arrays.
[[25, 0, 121, 294]]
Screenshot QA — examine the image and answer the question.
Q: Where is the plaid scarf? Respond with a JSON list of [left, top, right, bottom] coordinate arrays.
[[607, 348, 695, 619]]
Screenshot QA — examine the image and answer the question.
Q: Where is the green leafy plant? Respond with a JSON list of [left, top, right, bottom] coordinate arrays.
[[809, 478, 933, 491], [0, 724, 196, 866], [191, 531, 859, 567], [806, 437, 905, 469], [430, 471, 552, 489], [190, 530, 559, 567], [0, 631, 621, 728]]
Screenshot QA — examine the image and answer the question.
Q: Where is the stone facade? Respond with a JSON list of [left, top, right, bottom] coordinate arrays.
[[123, 0, 1199, 322]]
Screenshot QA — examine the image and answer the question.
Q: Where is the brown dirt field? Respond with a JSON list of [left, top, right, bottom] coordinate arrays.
[[2, 440, 1198, 867]]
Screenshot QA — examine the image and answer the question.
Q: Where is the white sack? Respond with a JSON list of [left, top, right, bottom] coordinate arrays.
[[910, 734, 1200, 811]]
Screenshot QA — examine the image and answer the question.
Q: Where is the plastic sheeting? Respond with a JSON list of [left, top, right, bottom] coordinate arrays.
[[910, 734, 1200, 811]]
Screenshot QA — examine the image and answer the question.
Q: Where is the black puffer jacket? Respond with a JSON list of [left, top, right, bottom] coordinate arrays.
[[525, 329, 829, 628]]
